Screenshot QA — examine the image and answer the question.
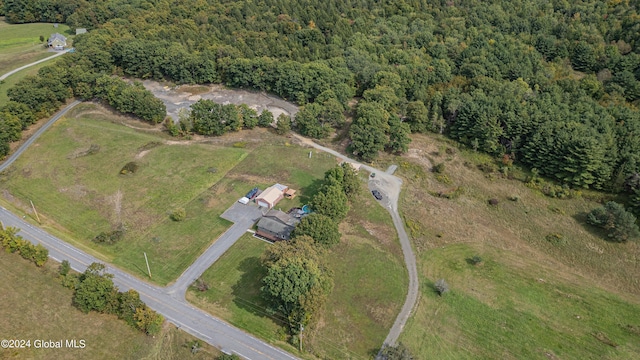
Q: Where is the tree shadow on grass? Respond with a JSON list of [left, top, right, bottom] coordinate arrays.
[[572, 211, 611, 240], [298, 178, 325, 205], [231, 256, 288, 327]]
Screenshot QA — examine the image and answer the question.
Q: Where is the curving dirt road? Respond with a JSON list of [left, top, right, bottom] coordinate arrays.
[[292, 134, 419, 347], [2, 86, 420, 355]]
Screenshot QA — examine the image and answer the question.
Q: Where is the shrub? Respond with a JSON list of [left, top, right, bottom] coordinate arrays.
[[92, 225, 125, 245], [170, 208, 186, 222], [59, 260, 71, 276], [379, 342, 415, 360], [0, 227, 48, 266], [587, 201, 640, 242], [545, 233, 568, 246], [194, 278, 209, 292], [468, 255, 483, 265], [434, 278, 449, 296], [185, 340, 202, 354], [120, 162, 139, 175], [433, 162, 445, 173], [488, 198, 499, 206], [435, 173, 453, 184]]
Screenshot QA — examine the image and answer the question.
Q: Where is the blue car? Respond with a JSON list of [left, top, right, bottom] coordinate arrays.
[[245, 187, 259, 199]]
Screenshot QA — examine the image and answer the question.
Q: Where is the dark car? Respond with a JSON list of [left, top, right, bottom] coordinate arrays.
[[372, 190, 383, 200], [245, 187, 259, 199]]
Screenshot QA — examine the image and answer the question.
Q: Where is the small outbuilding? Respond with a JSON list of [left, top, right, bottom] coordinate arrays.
[[255, 209, 300, 241], [48, 33, 67, 50]]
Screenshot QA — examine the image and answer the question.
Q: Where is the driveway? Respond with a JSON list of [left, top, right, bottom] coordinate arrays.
[[292, 134, 419, 347], [167, 202, 264, 297], [0, 50, 68, 81]]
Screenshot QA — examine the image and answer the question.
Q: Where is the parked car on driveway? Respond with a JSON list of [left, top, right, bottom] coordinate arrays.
[[372, 189, 383, 200], [245, 187, 259, 199]]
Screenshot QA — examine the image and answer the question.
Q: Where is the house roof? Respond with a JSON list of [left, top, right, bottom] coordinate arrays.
[[256, 217, 295, 238], [265, 209, 299, 226], [48, 33, 67, 44], [255, 185, 284, 206], [274, 183, 288, 191]]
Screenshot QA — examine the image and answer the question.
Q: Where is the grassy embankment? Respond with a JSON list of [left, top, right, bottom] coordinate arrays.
[[374, 133, 640, 359], [0, 249, 220, 359]]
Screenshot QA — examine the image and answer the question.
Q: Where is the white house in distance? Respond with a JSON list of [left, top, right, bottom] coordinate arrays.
[[47, 33, 67, 50], [255, 183, 288, 209]]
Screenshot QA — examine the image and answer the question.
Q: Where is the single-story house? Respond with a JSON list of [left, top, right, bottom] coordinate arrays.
[[48, 33, 67, 50], [255, 183, 288, 209], [255, 209, 300, 241]]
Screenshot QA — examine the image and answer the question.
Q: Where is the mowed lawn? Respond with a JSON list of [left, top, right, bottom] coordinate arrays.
[[0, 110, 248, 285], [189, 179, 407, 359], [400, 244, 640, 359], [0, 19, 70, 73], [0, 250, 220, 360]]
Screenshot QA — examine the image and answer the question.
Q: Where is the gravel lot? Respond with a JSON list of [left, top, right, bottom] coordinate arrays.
[[143, 80, 299, 123]]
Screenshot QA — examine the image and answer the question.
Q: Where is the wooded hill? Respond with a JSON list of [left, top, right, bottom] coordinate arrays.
[[2, 0, 640, 194]]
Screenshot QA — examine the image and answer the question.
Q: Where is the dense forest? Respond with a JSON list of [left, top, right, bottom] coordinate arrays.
[[3, 0, 640, 196]]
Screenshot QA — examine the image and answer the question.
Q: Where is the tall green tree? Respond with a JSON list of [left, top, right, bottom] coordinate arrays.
[[73, 263, 118, 314], [311, 184, 349, 222], [291, 214, 341, 247]]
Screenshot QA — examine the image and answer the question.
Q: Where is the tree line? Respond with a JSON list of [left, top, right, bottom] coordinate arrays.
[[3, 0, 640, 193], [0, 51, 166, 159], [60, 261, 164, 336], [0, 227, 49, 266], [260, 163, 360, 345]]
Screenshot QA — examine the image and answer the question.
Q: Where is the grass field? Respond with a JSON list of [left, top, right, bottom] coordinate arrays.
[[189, 181, 407, 359], [0, 105, 249, 284], [0, 104, 345, 285], [400, 244, 640, 359], [374, 133, 640, 358], [0, 19, 71, 73], [0, 57, 58, 104], [0, 250, 220, 360]]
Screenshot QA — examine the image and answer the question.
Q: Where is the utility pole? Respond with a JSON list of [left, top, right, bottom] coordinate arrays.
[[299, 323, 303, 353], [144, 252, 152, 278], [30, 200, 41, 223]]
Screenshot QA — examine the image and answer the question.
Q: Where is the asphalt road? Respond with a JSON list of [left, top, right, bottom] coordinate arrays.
[[0, 206, 297, 360], [0, 50, 68, 81], [0, 102, 300, 360], [1, 97, 418, 356], [292, 134, 419, 347]]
